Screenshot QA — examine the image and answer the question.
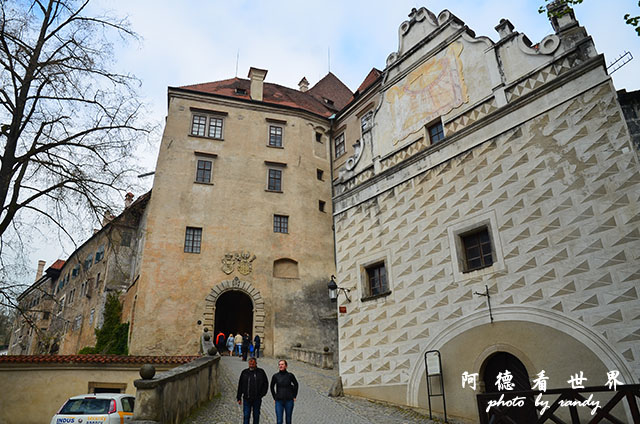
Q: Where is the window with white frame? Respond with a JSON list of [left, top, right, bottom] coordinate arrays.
[[273, 215, 289, 234], [269, 125, 283, 147], [191, 113, 224, 139]]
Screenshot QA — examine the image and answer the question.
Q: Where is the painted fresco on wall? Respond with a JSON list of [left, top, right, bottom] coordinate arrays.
[[380, 42, 468, 151]]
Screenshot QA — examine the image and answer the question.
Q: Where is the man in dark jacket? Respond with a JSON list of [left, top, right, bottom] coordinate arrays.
[[237, 357, 269, 424], [253, 334, 261, 358], [270, 359, 298, 424], [242, 332, 251, 361]]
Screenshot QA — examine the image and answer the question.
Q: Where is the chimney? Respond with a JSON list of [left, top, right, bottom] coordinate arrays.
[[102, 210, 115, 227], [495, 19, 515, 39], [547, 0, 578, 33], [299, 77, 309, 92], [248, 67, 268, 101], [125, 192, 134, 208], [35, 260, 46, 281]]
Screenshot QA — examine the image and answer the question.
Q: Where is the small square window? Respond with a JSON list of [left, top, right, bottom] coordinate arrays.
[[269, 125, 283, 147], [121, 231, 132, 247], [315, 132, 323, 143], [191, 115, 207, 137], [319, 200, 326, 212], [316, 169, 324, 181], [95, 245, 105, 263], [274, 215, 288, 234], [196, 159, 212, 183], [267, 169, 282, 192], [334, 133, 345, 158], [428, 121, 445, 144], [184, 227, 202, 254], [84, 254, 93, 271], [461, 227, 493, 272], [208, 117, 223, 139], [365, 262, 388, 297]]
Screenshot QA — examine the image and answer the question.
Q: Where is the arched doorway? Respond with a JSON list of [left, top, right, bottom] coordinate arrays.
[[214, 290, 253, 338], [482, 352, 537, 423], [203, 277, 266, 354]]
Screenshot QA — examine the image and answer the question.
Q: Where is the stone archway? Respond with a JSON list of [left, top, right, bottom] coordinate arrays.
[[203, 277, 265, 349]]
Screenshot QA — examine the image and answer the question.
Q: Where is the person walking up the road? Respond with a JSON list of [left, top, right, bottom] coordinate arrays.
[[227, 334, 235, 356], [237, 357, 269, 424], [235, 332, 243, 357], [270, 359, 298, 424], [242, 332, 251, 361], [216, 331, 225, 354], [254, 334, 261, 358]]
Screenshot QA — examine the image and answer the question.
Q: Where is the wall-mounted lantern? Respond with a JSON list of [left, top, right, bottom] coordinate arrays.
[[327, 275, 351, 303]]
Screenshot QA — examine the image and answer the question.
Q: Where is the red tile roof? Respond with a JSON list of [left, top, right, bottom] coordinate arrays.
[[177, 73, 353, 118], [355, 68, 382, 95], [49, 259, 65, 271], [0, 354, 199, 365], [307, 72, 354, 112]]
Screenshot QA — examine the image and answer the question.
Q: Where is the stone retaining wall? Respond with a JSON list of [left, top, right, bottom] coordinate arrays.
[[132, 355, 220, 424], [291, 347, 333, 369]]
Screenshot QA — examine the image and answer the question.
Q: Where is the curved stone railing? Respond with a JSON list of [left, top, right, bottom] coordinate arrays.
[[131, 354, 220, 424]]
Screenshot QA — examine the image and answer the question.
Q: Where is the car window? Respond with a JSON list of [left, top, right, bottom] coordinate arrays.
[[121, 397, 135, 413], [60, 398, 110, 414]]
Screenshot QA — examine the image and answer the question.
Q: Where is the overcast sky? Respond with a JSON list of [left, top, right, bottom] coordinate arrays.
[[29, 0, 640, 276]]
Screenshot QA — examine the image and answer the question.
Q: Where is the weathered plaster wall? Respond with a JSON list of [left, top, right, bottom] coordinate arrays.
[[130, 93, 337, 357], [0, 363, 173, 424]]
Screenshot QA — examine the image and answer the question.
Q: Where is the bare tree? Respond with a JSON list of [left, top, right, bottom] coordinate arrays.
[[0, 0, 149, 302]]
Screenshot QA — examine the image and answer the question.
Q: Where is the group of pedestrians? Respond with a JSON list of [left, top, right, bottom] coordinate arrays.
[[216, 331, 261, 360], [236, 358, 298, 424]]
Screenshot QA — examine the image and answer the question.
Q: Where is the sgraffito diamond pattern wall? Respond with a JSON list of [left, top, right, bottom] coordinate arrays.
[[334, 82, 640, 388]]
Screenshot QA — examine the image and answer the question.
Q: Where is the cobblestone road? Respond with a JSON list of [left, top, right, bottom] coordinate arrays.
[[183, 355, 438, 424]]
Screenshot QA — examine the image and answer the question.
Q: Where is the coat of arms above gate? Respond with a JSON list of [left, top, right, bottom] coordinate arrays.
[[221, 251, 256, 275]]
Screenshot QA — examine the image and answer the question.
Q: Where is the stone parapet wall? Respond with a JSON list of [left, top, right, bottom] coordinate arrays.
[[132, 355, 219, 424], [291, 347, 333, 369]]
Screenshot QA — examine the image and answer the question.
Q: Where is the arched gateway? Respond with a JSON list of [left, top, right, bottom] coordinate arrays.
[[203, 277, 265, 349]]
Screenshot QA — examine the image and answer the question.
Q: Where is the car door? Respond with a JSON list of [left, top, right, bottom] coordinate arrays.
[[119, 397, 135, 423]]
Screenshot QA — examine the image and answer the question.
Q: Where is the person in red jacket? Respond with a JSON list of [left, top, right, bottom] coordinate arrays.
[[215, 332, 225, 353]]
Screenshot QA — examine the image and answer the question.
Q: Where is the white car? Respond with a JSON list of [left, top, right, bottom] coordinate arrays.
[[50, 393, 135, 424]]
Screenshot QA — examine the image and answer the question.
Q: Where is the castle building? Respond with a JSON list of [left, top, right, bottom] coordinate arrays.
[[9, 3, 640, 422], [330, 5, 640, 423], [123, 69, 351, 357]]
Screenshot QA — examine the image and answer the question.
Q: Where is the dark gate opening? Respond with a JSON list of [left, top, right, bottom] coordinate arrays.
[[214, 290, 253, 341], [482, 352, 537, 423]]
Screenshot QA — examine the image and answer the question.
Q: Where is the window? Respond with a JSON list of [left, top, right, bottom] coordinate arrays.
[[84, 254, 93, 271], [43, 311, 50, 320], [58, 297, 65, 314], [80, 282, 86, 296], [267, 169, 282, 192], [315, 132, 323, 143], [184, 227, 202, 253], [191, 114, 224, 139], [319, 200, 326, 212], [196, 159, 212, 183], [121, 231, 132, 247], [69, 288, 75, 304], [273, 215, 288, 234], [334, 133, 345, 158], [316, 169, 324, 181], [74, 315, 82, 331], [95, 245, 105, 263], [269, 125, 283, 147], [89, 308, 95, 325], [96, 272, 101, 288], [461, 227, 493, 272], [428, 121, 445, 144], [72, 265, 80, 278], [365, 262, 388, 297]]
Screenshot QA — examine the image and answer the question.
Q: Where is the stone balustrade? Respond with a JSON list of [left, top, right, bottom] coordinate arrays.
[[131, 354, 220, 424], [291, 346, 333, 369]]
